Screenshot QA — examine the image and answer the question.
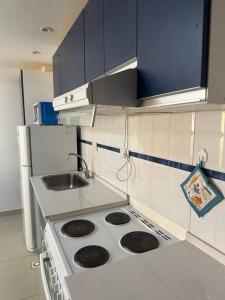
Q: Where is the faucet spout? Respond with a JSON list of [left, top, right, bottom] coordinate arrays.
[[66, 153, 91, 179]]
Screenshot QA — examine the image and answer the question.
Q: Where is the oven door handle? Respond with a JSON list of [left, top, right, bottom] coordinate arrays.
[[40, 251, 52, 300]]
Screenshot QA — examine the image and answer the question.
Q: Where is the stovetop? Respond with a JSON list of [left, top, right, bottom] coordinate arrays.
[[47, 206, 179, 274]]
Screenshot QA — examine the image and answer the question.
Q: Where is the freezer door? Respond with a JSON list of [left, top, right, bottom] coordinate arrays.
[[20, 166, 36, 251], [17, 126, 31, 166], [29, 126, 77, 176]]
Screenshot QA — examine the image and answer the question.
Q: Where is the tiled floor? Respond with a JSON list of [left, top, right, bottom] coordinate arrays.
[[0, 212, 45, 300]]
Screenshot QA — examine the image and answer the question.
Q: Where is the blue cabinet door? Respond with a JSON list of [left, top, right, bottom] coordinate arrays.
[[138, 0, 210, 99], [53, 48, 63, 97], [53, 12, 85, 97], [104, 0, 137, 72], [84, 0, 104, 82]]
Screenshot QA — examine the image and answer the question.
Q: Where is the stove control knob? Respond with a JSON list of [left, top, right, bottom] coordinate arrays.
[[70, 95, 74, 102], [42, 240, 46, 249], [56, 291, 63, 300], [49, 266, 55, 276], [65, 96, 68, 103], [50, 274, 57, 285], [53, 283, 60, 293]]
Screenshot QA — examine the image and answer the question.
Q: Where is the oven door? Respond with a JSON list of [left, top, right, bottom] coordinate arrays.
[[40, 251, 64, 300]]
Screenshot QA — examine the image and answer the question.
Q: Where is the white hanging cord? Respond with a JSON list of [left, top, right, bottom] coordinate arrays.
[[116, 117, 136, 182]]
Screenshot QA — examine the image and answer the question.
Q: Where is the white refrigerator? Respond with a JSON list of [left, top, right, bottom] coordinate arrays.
[[17, 125, 77, 252]]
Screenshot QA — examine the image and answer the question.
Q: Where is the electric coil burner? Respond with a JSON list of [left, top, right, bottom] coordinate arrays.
[[74, 245, 110, 268], [61, 220, 95, 237], [105, 212, 131, 225], [46, 206, 179, 299], [49, 206, 178, 278], [121, 231, 159, 253]]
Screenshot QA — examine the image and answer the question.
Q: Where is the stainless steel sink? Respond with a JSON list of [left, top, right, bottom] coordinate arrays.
[[42, 173, 89, 191]]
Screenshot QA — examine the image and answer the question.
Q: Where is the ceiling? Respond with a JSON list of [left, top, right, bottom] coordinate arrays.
[[0, 0, 88, 70]]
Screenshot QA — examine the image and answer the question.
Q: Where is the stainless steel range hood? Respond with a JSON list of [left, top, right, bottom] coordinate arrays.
[[53, 67, 138, 126], [53, 68, 138, 111]]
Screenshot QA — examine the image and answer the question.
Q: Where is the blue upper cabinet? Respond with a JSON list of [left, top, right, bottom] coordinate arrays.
[[104, 0, 137, 72], [137, 0, 210, 99], [84, 0, 104, 82], [53, 47, 62, 97], [53, 12, 85, 97]]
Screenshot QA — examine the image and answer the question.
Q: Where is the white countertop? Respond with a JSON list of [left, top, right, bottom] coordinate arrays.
[[65, 241, 225, 300], [30, 172, 128, 220]]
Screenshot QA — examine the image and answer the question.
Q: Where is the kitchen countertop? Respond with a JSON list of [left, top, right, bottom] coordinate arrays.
[[65, 241, 225, 300], [30, 172, 128, 220]]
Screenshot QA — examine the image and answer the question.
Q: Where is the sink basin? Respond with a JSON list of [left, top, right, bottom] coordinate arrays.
[[42, 173, 89, 191]]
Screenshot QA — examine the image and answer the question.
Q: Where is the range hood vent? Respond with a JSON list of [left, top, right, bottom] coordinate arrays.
[[53, 68, 138, 112]]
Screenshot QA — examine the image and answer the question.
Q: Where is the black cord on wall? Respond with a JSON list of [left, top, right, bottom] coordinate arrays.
[[77, 126, 82, 170], [20, 70, 26, 125]]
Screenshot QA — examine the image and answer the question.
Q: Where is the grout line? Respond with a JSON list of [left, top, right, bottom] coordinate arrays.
[[0, 252, 36, 265], [191, 112, 197, 166], [0, 209, 22, 217], [189, 112, 197, 231], [0, 230, 24, 238]]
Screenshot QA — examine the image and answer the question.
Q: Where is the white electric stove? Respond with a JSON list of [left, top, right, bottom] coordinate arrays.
[[41, 206, 179, 300]]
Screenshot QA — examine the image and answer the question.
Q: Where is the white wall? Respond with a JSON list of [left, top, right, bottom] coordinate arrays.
[[0, 68, 23, 211], [22, 69, 53, 125], [80, 111, 225, 255]]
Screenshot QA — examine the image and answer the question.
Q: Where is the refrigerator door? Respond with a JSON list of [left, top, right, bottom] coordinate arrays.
[[20, 166, 36, 252], [29, 125, 77, 176], [17, 126, 31, 167]]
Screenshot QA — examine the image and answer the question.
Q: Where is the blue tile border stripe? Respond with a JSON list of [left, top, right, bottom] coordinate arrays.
[[129, 150, 225, 182], [97, 143, 120, 153], [78, 139, 225, 182], [129, 151, 195, 172], [78, 139, 120, 153], [203, 168, 225, 182], [78, 139, 92, 145]]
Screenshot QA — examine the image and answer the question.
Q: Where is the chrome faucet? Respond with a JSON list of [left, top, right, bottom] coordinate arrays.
[[66, 153, 92, 179]]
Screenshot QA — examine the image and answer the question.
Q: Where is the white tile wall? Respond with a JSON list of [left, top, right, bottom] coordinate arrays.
[[128, 113, 194, 231], [128, 113, 195, 163], [188, 111, 225, 253], [193, 111, 225, 170], [167, 168, 191, 229], [80, 111, 225, 254], [80, 143, 93, 172], [128, 114, 153, 153], [189, 181, 225, 251], [81, 115, 128, 193], [152, 114, 171, 159]]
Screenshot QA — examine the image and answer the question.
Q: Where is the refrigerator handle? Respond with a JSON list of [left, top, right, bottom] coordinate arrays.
[[17, 126, 31, 166]]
